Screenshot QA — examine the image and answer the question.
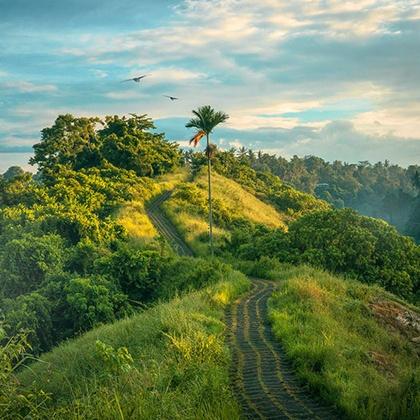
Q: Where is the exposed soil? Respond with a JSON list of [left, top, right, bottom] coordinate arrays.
[[369, 299, 420, 344]]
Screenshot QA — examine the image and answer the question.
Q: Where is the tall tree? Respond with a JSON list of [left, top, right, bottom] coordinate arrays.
[[186, 106, 229, 255]]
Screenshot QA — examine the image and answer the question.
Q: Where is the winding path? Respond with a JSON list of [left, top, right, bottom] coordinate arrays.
[[147, 191, 338, 419], [147, 191, 194, 257], [226, 280, 338, 419]]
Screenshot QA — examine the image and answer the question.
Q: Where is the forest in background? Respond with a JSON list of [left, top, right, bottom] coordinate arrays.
[[194, 148, 419, 241]]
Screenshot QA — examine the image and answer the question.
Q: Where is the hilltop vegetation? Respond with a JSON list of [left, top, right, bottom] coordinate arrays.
[[165, 151, 420, 302], [163, 168, 288, 254], [1, 112, 419, 419], [227, 208, 420, 300], [15, 272, 250, 419]]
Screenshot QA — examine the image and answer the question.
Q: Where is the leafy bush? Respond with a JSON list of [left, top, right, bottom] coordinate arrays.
[[31, 114, 181, 177], [0, 328, 49, 419], [287, 209, 420, 299], [0, 233, 65, 297], [1, 293, 53, 354], [65, 275, 130, 332], [228, 208, 420, 300]]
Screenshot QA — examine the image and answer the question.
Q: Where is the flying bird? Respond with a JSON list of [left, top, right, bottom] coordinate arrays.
[[121, 75, 149, 83], [189, 130, 205, 147], [163, 95, 179, 101]]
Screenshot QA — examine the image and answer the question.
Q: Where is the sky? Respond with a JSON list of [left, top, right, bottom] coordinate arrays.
[[1, 0, 420, 169]]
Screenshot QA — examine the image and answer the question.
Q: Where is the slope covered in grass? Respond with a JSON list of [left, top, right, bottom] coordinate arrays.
[[117, 168, 189, 244], [162, 169, 288, 254], [268, 265, 420, 420], [18, 270, 250, 419]]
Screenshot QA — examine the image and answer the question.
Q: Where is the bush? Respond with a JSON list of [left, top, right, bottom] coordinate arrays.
[[65, 275, 129, 332], [0, 328, 49, 418], [0, 233, 65, 297]]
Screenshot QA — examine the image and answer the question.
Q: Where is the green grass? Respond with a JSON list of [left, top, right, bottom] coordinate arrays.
[[18, 269, 250, 419], [268, 265, 420, 420], [163, 169, 287, 255], [117, 168, 189, 244]]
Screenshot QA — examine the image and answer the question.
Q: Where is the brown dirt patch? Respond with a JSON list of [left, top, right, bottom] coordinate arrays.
[[369, 299, 420, 344]]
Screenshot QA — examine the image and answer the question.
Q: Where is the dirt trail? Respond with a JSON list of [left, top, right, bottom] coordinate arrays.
[[147, 192, 338, 419]]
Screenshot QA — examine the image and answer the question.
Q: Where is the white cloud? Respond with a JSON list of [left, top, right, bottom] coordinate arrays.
[[1, 80, 57, 93], [104, 90, 148, 100], [2, 0, 420, 165], [91, 69, 108, 78]]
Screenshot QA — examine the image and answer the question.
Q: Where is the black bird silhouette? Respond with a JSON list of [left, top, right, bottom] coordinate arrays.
[[163, 95, 179, 101], [122, 75, 149, 83]]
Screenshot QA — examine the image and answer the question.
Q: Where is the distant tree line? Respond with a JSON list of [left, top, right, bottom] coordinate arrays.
[[186, 147, 419, 241]]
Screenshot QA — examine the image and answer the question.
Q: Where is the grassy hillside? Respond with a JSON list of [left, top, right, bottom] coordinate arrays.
[[268, 265, 420, 420], [18, 270, 250, 419], [117, 168, 189, 244], [162, 169, 288, 254]]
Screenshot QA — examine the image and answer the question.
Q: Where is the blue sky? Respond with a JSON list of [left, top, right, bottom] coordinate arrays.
[[1, 0, 419, 167]]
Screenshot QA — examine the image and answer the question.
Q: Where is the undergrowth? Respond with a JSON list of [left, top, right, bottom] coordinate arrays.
[[18, 270, 250, 419]]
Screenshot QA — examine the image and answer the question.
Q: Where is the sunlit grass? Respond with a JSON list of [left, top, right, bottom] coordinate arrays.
[[116, 168, 189, 243], [164, 207, 228, 255], [155, 167, 190, 190], [195, 170, 287, 229], [19, 270, 250, 419], [117, 200, 157, 241], [162, 169, 287, 254], [268, 265, 420, 420]]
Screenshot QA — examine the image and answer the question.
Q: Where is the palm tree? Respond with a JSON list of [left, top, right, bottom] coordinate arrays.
[[186, 105, 229, 256]]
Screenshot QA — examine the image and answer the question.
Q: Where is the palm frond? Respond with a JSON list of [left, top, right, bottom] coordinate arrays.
[[185, 105, 229, 134], [185, 117, 203, 130]]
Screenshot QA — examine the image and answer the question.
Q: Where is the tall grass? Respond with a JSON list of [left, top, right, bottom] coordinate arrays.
[[268, 265, 420, 420], [18, 270, 250, 419], [162, 169, 287, 255], [195, 171, 287, 229], [117, 168, 189, 243]]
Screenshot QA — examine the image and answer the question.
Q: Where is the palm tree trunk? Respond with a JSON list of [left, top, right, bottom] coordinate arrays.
[[206, 133, 214, 256]]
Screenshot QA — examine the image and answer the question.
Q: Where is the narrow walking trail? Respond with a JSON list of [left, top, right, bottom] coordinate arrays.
[[147, 191, 194, 257], [147, 191, 338, 419], [226, 280, 338, 419]]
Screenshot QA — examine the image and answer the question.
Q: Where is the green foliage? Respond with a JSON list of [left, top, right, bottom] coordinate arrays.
[[186, 105, 229, 135], [228, 208, 420, 300], [17, 271, 250, 419], [30, 114, 101, 173], [0, 122, 183, 354], [287, 209, 420, 298], [158, 257, 234, 300], [1, 293, 53, 354], [31, 114, 181, 177], [0, 328, 49, 419], [193, 149, 330, 219], [95, 340, 135, 377], [233, 151, 419, 236], [65, 275, 130, 333], [97, 246, 163, 302], [0, 233, 65, 297], [268, 266, 420, 419]]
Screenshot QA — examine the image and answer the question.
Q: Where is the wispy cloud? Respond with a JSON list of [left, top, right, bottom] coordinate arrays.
[[1, 80, 58, 93], [1, 0, 419, 166]]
